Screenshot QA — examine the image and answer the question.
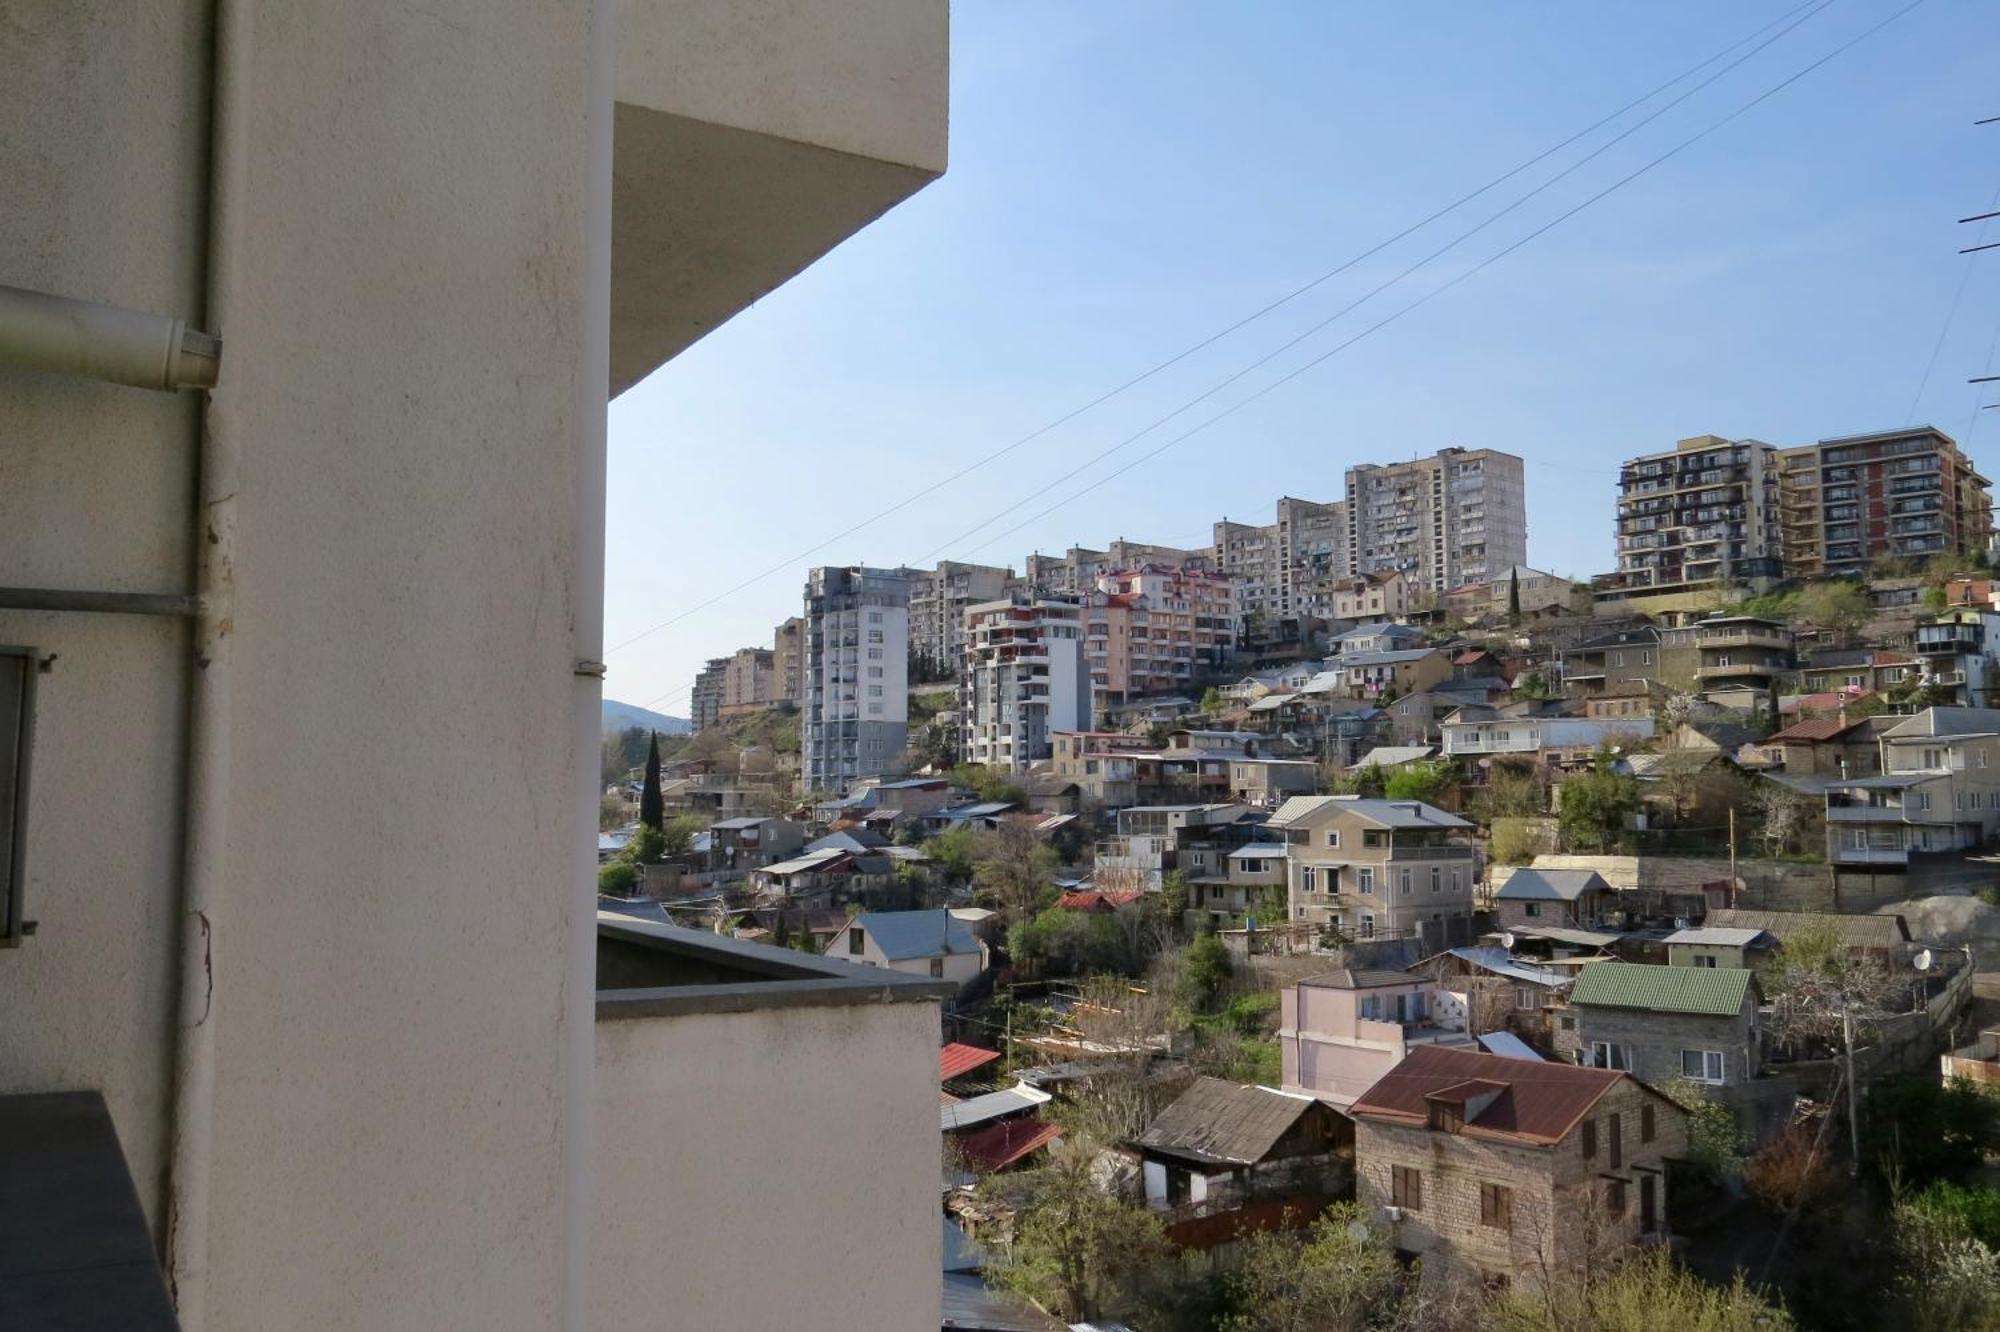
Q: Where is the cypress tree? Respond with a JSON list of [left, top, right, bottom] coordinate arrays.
[[640, 730, 664, 831]]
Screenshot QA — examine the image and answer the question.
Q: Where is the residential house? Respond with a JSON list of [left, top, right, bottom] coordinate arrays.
[[1756, 714, 1893, 780], [1350, 1046, 1687, 1285], [1095, 803, 1261, 892], [1328, 622, 1428, 657], [828, 910, 986, 982], [1330, 571, 1413, 624], [1568, 961, 1792, 1144], [1441, 716, 1654, 769], [1351, 744, 1439, 774], [1185, 840, 1288, 929], [1051, 730, 1156, 807], [1280, 969, 1475, 1106], [1273, 796, 1479, 947], [1326, 647, 1453, 701], [1800, 648, 1917, 697], [705, 816, 806, 875], [1701, 908, 1911, 962], [1134, 1077, 1355, 1244], [1561, 625, 1672, 699], [1022, 774, 1083, 815], [1227, 757, 1321, 808], [1824, 707, 2000, 867], [1410, 947, 1575, 1054], [1444, 566, 1580, 622], [1914, 607, 2000, 707], [747, 848, 858, 907], [1493, 870, 1617, 932], [1664, 927, 1777, 970], [1583, 682, 1664, 722], [1693, 615, 1794, 701], [923, 800, 1019, 834], [1387, 686, 1501, 746]]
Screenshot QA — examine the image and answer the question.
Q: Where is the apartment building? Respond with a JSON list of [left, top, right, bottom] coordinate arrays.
[[718, 646, 777, 716], [1444, 565, 1578, 622], [1915, 607, 2000, 707], [774, 616, 806, 708], [1272, 795, 1478, 947], [906, 560, 1013, 681], [1441, 716, 1655, 768], [1824, 706, 2000, 867], [1024, 539, 1211, 597], [1051, 730, 1157, 807], [1692, 615, 1793, 696], [1346, 447, 1527, 594], [1330, 570, 1412, 624], [1351, 1047, 1687, 1286], [960, 597, 1091, 773], [1213, 516, 1284, 634], [1212, 496, 1351, 639], [0, 2, 948, 1327], [1095, 803, 1261, 891], [1613, 435, 1781, 594], [803, 566, 913, 794], [692, 655, 731, 730], [1081, 565, 1235, 709], [1778, 427, 1992, 578]]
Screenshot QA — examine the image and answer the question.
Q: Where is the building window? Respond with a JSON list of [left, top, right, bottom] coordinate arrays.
[[1515, 987, 1542, 1011], [1641, 1103, 1656, 1143], [1480, 1182, 1513, 1230], [1325, 830, 1340, 848], [1523, 902, 1541, 918], [1358, 868, 1374, 895], [1589, 1042, 1630, 1071], [1681, 1049, 1726, 1083], [1559, 1014, 1575, 1031], [1605, 1179, 1627, 1217], [1391, 1165, 1423, 1211], [848, 928, 864, 955], [1580, 1118, 1596, 1159], [1431, 866, 1441, 893], [930, 957, 944, 978], [1608, 1112, 1623, 1169], [1360, 913, 1375, 938], [1400, 867, 1411, 895]]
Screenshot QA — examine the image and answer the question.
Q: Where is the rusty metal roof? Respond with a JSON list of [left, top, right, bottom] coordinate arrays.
[[1349, 1045, 1641, 1147]]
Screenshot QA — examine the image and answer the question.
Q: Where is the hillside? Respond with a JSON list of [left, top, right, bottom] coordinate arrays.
[[602, 698, 691, 735]]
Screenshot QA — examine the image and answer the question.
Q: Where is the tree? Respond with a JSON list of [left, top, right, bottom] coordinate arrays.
[[601, 724, 652, 785], [1891, 1194, 2000, 1331], [1489, 1249, 1792, 1332], [1556, 760, 1638, 853], [1223, 1203, 1408, 1332], [639, 730, 664, 830], [625, 820, 666, 864], [1383, 759, 1455, 805], [1861, 1077, 2000, 1189], [1333, 763, 1387, 798], [1176, 932, 1233, 1015], [982, 1147, 1170, 1324], [1794, 580, 1872, 646], [973, 816, 1058, 921], [1752, 779, 1815, 856], [924, 824, 985, 886], [659, 813, 703, 858], [1201, 686, 1227, 715], [1662, 1076, 1745, 1183], [597, 859, 638, 896]]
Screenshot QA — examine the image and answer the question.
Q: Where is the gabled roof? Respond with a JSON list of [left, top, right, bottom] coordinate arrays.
[[1056, 889, 1144, 911], [1682, 719, 1760, 750], [1134, 1078, 1325, 1166], [942, 1082, 1053, 1133], [1441, 947, 1570, 988], [1569, 625, 1661, 652], [807, 829, 889, 854], [756, 848, 850, 877], [1569, 961, 1755, 1017], [1664, 927, 1772, 948], [1495, 868, 1611, 902], [1702, 908, 1910, 949], [710, 816, 774, 830], [1766, 716, 1867, 743], [1884, 707, 2000, 739], [941, 1043, 1003, 1082], [1336, 648, 1441, 667], [848, 909, 980, 960], [1267, 795, 1472, 830], [1352, 745, 1437, 769], [1349, 1045, 1648, 1147], [1300, 968, 1421, 991]]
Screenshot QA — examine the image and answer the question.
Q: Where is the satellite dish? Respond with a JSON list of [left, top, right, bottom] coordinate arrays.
[[1498, 931, 1517, 951], [1914, 948, 1935, 973]]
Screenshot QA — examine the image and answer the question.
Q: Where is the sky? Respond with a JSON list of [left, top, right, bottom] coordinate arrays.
[[604, 0, 2000, 717]]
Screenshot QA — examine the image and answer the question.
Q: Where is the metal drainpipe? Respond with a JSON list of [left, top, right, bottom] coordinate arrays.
[[0, 283, 220, 391], [564, 0, 617, 1325], [166, 0, 246, 1320]]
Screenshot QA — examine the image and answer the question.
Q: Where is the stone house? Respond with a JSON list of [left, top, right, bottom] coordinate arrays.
[[1273, 796, 1479, 948], [1758, 715, 1889, 779], [1568, 961, 1792, 1145], [1492, 869, 1617, 931], [1134, 1076, 1354, 1247], [1350, 1046, 1687, 1285], [1280, 969, 1475, 1106], [1410, 947, 1575, 1054], [1227, 757, 1321, 809], [1664, 926, 1776, 970]]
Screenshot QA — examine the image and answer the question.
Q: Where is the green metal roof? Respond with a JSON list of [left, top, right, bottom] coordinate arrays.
[[1569, 961, 1754, 1018]]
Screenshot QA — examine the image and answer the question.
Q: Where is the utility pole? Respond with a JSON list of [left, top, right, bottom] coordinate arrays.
[[1843, 1005, 1861, 1177], [1727, 807, 1738, 904]]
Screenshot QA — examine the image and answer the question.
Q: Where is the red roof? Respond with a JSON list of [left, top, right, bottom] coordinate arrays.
[[1056, 889, 1144, 911], [940, 1043, 1003, 1082], [955, 1117, 1063, 1172], [1767, 716, 1866, 743], [1349, 1046, 1653, 1147]]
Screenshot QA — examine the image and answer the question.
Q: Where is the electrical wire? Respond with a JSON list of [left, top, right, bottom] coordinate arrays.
[[603, 0, 1828, 662]]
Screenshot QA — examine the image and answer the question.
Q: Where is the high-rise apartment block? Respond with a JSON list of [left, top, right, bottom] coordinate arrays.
[[802, 566, 911, 794], [1213, 496, 1350, 637], [1345, 447, 1526, 594], [960, 598, 1092, 772], [1777, 427, 1991, 579], [1612, 436, 1781, 592], [719, 647, 777, 716], [1023, 539, 1212, 597], [905, 560, 1013, 680], [773, 616, 805, 707], [691, 656, 730, 730]]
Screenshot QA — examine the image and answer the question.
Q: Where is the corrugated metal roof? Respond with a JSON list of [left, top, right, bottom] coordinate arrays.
[[1495, 869, 1611, 902], [1664, 927, 1769, 948], [1352, 745, 1437, 769], [1569, 961, 1754, 1017], [1228, 843, 1288, 859], [941, 1043, 1002, 1082], [1445, 947, 1569, 988], [1134, 1078, 1322, 1166], [756, 848, 848, 876], [1349, 1045, 1631, 1146], [851, 909, 981, 961], [1476, 1031, 1545, 1061], [1300, 968, 1420, 991], [1703, 908, 1909, 949], [1267, 795, 1472, 830], [942, 1083, 1052, 1133], [956, 1117, 1063, 1173]]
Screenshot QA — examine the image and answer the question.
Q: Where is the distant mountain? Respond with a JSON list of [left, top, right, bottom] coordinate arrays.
[[601, 698, 692, 736]]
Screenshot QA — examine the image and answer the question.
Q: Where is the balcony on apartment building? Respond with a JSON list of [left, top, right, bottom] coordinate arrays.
[[1918, 622, 1985, 655], [593, 914, 950, 1328], [1695, 622, 1790, 652]]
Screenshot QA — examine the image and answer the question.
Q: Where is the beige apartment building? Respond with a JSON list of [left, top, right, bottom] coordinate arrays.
[[1346, 447, 1527, 594], [960, 597, 1091, 773], [1213, 495, 1350, 638], [1082, 565, 1235, 708], [1612, 435, 1782, 594], [1777, 427, 1991, 579], [692, 654, 731, 729], [718, 646, 779, 716], [906, 560, 1013, 680], [774, 615, 806, 707], [1024, 539, 1212, 597], [1272, 795, 1479, 948], [1, 3, 948, 1329]]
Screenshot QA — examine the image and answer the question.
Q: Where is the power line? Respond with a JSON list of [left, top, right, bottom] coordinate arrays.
[[603, 0, 1828, 662], [1906, 177, 2000, 423], [917, 0, 1838, 563], [953, 0, 1927, 560]]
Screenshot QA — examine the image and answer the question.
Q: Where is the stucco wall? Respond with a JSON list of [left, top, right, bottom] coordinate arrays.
[[593, 999, 942, 1331], [0, 0, 213, 1233]]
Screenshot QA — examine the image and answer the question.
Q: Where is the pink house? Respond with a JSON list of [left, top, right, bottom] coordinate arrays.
[[1279, 969, 1475, 1106]]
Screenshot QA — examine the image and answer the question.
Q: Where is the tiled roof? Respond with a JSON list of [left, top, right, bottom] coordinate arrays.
[[1350, 1045, 1634, 1146], [1056, 889, 1144, 911], [1767, 717, 1866, 743], [940, 1043, 1003, 1082], [1569, 961, 1754, 1017], [1135, 1078, 1324, 1166]]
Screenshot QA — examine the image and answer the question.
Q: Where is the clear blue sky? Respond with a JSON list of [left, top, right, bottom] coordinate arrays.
[[605, 0, 1997, 716]]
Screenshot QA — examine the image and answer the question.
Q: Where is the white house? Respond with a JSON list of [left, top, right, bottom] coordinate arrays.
[[1440, 716, 1654, 763], [828, 910, 987, 982]]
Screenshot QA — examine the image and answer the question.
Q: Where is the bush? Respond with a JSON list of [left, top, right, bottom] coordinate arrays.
[[1911, 1180, 2000, 1250], [1744, 1124, 1839, 1215], [1862, 1077, 2000, 1189], [1176, 933, 1233, 1014], [597, 859, 638, 896]]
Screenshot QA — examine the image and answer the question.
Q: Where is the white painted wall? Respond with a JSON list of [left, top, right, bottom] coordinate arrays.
[[594, 1000, 942, 1331]]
